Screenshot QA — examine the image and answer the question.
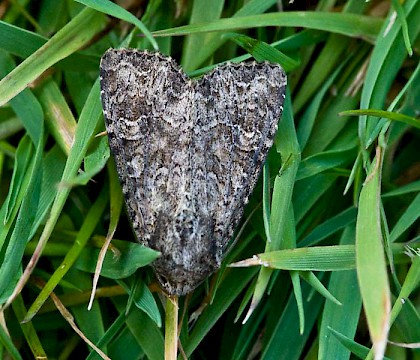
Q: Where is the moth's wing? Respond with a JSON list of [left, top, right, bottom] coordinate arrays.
[[194, 62, 287, 255], [100, 49, 193, 250]]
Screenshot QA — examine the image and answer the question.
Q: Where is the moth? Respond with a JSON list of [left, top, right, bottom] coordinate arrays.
[[99, 49, 287, 295]]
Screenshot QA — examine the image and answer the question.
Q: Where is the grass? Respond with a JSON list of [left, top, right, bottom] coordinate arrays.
[[0, 0, 419, 359]]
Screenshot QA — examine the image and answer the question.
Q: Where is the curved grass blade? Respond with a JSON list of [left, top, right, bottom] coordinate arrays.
[[154, 12, 383, 43], [341, 109, 420, 129], [0, 8, 105, 106], [358, 0, 419, 148], [75, 0, 158, 50], [4, 80, 103, 309]]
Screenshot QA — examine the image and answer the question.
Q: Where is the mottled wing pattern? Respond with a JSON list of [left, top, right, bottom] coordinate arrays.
[[100, 49, 286, 295], [194, 63, 286, 259], [100, 50, 197, 293]]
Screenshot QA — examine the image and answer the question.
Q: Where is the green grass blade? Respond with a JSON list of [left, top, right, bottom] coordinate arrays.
[[299, 271, 341, 306], [318, 226, 362, 360], [382, 180, 420, 197], [0, 20, 99, 72], [358, 0, 420, 148], [261, 282, 324, 360], [24, 183, 109, 322], [299, 207, 357, 247], [75, 0, 158, 50], [224, 33, 299, 71], [130, 280, 161, 328], [0, 8, 105, 106], [185, 0, 276, 69], [11, 294, 46, 359], [29, 146, 66, 238], [0, 322, 23, 360], [233, 245, 356, 271], [0, 136, 33, 224], [180, 0, 277, 70], [262, 163, 272, 244], [296, 61, 345, 149], [76, 240, 159, 279], [296, 147, 356, 181], [391, 0, 413, 55], [0, 20, 46, 57], [246, 92, 300, 321], [328, 328, 392, 360], [154, 12, 383, 42], [355, 154, 391, 359], [37, 79, 77, 155], [114, 298, 164, 360], [184, 268, 257, 356], [4, 80, 103, 308], [390, 254, 420, 325], [341, 109, 420, 129], [0, 114, 43, 303], [389, 193, 420, 242], [181, 0, 224, 71]]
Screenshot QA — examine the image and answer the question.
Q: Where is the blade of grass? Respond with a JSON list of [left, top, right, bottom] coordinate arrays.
[[154, 12, 383, 43], [37, 79, 77, 155], [0, 143, 42, 302], [293, 0, 369, 113], [296, 61, 345, 150], [0, 69, 44, 301], [358, 0, 419, 148], [355, 149, 390, 360], [261, 282, 324, 360], [76, 240, 159, 279], [181, 0, 278, 70], [11, 294, 46, 359], [0, 19, 102, 72], [389, 193, 420, 242], [75, 0, 158, 50], [23, 182, 109, 322], [183, 268, 257, 356], [262, 163, 272, 243], [181, 0, 224, 72], [230, 243, 407, 271], [164, 295, 178, 360], [0, 8, 105, 106], [299, 271, 341, 306], [244, 91, 300, 322], [296, 147, 356, 181], [113, 297, 164, 360], [4, 80, 103, 309], [341, 109, 420, 129], [318, 226, 362, 360], [0, 136, 33, 225], [328, 328, 392, 360], [0, 319, 23, 360], [299, 207, 357, 247], [223, 33, 299, 72], [390, 0, 413, 55], [88, 158, 123, 310]]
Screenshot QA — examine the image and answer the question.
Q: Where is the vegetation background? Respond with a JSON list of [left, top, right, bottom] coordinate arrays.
[[0, 0, 419, 359]]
